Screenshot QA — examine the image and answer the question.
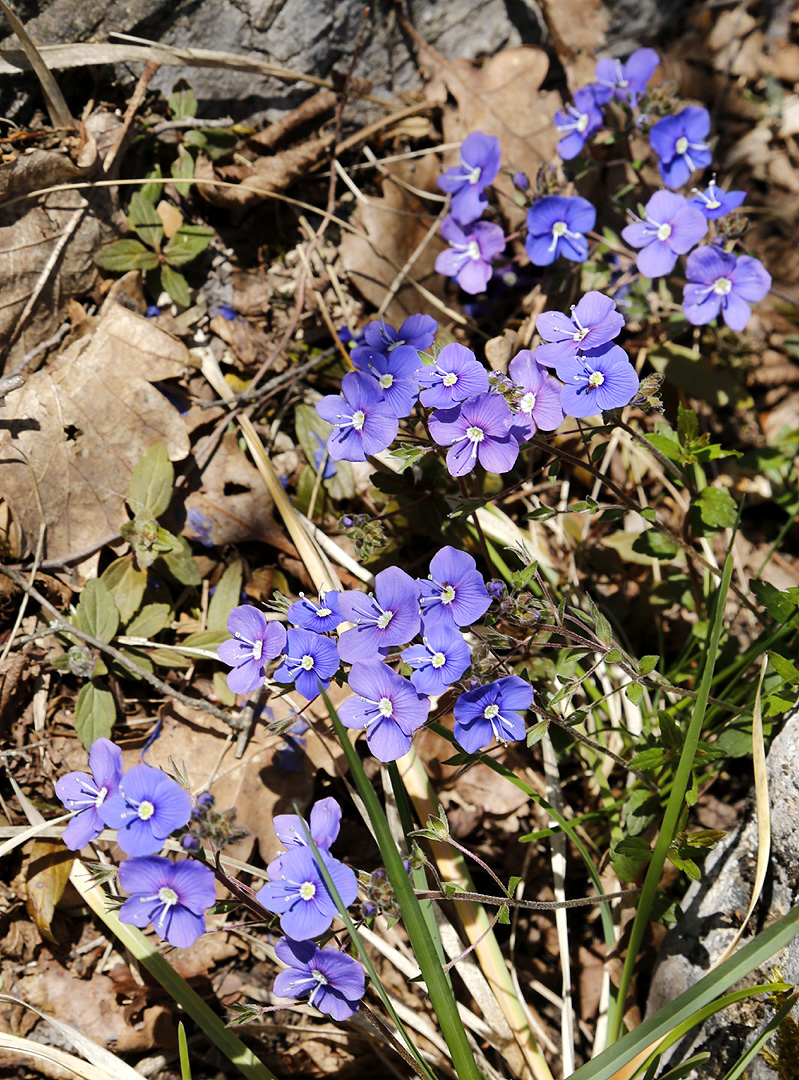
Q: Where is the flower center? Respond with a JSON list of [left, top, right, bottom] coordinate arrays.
[[588, 371, 605, 388], [378, 697, 394, 717], [351, 410, 366, 431], [712, 277, 733, 295], [442, 372, 458, 387], [465, 240, 482, 261], [300, 654, 315, 671], [316, 606, 331, 618], [576, 112, 589, 132], [376, 609, 394, 630], [573, 327, 589, 341], [675, 136, 689, 155], [252, 640, 263, 661], [157, 886, 178, 906], [96, 786, 108, 807], [656, 223, 672, 241], [466, 425, 485, 444], [520, 391, 537, 414], [440, 584, 456, 605], [299, 881, 317, 901], [312, 969, 329, 985], [378, 373, 394, 389], [484, 703, 500, 719], [137, 800, 155, 821], [463, 162, 482, 185], [431, 651, 446, 669], [552, 221, 568, 239]]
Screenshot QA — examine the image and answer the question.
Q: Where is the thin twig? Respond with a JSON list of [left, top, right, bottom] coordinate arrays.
[[414, 887, 638, 911]]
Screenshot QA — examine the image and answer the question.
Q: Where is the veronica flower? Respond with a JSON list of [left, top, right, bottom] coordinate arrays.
[[273, 629, 340, 700], [416, 343, 489, 409], [507, 351, 565, 442], [260, 846, 359, 940], [55, 738, 124, 850], [218, 605, 287, 695], [273, 938, 366, 1020], [352, 345, 422, 418], [118, 856, 216, 948], [402, 623, 471, 697], [316, 372, 399, 462], [356, 314, 438, 356], [689, 176, 746, 220], [100, 765, 192, 856], [554, 86, 603, 160], [621, 190, 708, 277], [525, 196, 596, 266], [338, 660, 430, 762], [593, 48, 660, 106], [337, 567, 421, 663], [535, 292, 625, 366], [437, 131, 502, 223], [288, 590, 342, 634], [311, 432, 337, 479], [429, 393, 519, 478], [556, 344, 639, 419], [453, 676, 534, 753], [649, 106, 712, 190], [682, 248, 771, 332], [435, 216, 506, 294], [418, 547, 492, 630], [273, 797, 342, 853]]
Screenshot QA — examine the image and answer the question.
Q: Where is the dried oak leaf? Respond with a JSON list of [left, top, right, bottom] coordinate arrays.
[[0, 301, 191, 561], [537, 0, 607, 88]]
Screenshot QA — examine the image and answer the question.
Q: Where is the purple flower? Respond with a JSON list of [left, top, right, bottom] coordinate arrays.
[[435, 216, 506, 294], [118, 856, 216, 948], [311, 432, 337, 479], [273, 797, 341, 853], [429, 393, 519, 478], [55, 738, 124, 850], [556, 344, 639, 419], [99, 765, 192, 856], [402, 623, 471, 696], [316, 372, 399, 462], [525, 196, 596, 266], [337, 567, 421, 663], [437, 131, 502, 224], [273, 938, 365, 1020], [416, 343, 489, 409], [218, 605, 287, 695], [554, 87, 603, 160], [418, 547, 491, 630], [689, 177, 746, 220], [274, 628, 340, 699], [513, 172, 529, 191], [453, 676, 533, 753], [288, 590, 342, 634], [338, 660, 430, 762], [593, 48, 660, 106], [682, 248, 771, 332], [621, 190, 708, 277], [352, 345, 422, 418], [350, 315, 437, 368], [507, 351, 565, 441], [260, 845, 358, 940], [649, 106, 712, 190], [535, 292, 625, 366], [185, 507, 214, 548]]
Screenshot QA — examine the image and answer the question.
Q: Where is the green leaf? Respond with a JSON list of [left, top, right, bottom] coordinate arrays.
[[168, 86, 198, 119], [595, 612, 612, 648], [75, 579, 120, 644], [182, 629, 229, 649], [497, 903, 510, 925], [207, 561, 243, 632], [160, 264, 191, 307], [74, 683, 116, 748], [199, 129, 238, 160], [628, 746, 665, 771], [677, 405, 699, 449], [696, 487, 738, 530], [94, 239, 159, 272], [101, 555, 147, 624], [111, 648, 154, 680], [526, 721, 548, 747], [768, 651, 799, 684], [150, 648, 193, 669], [751, 580, 798, 623], [128, 191, 164, 250], [639, 654, 659, 676], [127, 603, 172, 639], [632, 530, 679, 560], [128, 443, 174, 518], [645, 431, 683, 462], [140, 165, 164, 205], [625, 681, 644, 705], [158, 533, 201, 586], [164, 223, 213, 265]]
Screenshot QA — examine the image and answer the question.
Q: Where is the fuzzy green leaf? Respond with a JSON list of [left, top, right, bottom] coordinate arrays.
[[207, 561, 243, 632], [128, 192, 164, 250], [74, 683, 116, 748], [75, 579, 119, 644], [160, 264, 191, 307], [126, 603, 172, 639], [128, 443, 174, 518], [164, 223, 213, 264], [696, 487, 738, 530], [101, 555, 147, 624], [94, 239, 159, 271]]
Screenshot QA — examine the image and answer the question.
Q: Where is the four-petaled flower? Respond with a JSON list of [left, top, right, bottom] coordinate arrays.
[[556, 344, 640, 419], [118, 856, 216, 947], [274, 628, 340, 700], [100, 765, 192, 856], [350, 314, 437, 368], [507, 351, 565, 442], [416, 343, 489, 409], [260, 846, 358, 940], [218, 605, 287, 695], [273, 797, 342, 853], [525, 196, 596, 266], [337, 567, 421, 663], [273, 938, 366, 1020], [352, 344, 423, 418], [418, 547, 492, 630], [649, 106, 712, 190], [453, 676, 533, 753], [55, 738, 124, 850], [535, 292, 625, 366], [402, 623, 471, 697], [682, 248, 771, 332], [689, 177, 746, 220], [288, 590, 342, 634], [554, 87, 603, 160], [593, 48, 660, 106], [437, 131, 502, 224], [435, 216, 506, 294], [316, 372, 399, 462], [621, 190, 708, 278], [429, 393, 519, 478], [338, 660, 430, 762]]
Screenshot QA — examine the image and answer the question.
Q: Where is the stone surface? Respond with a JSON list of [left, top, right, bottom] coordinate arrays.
[[647, 711, 799, 1079]]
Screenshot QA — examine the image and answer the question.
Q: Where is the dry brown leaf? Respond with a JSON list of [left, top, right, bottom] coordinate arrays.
[[248, 90, 337, 152], [537, 0, 607, 89], [0, 301, 191, 561], [195, 134, 333, 209], [24, 841, 74, 944]]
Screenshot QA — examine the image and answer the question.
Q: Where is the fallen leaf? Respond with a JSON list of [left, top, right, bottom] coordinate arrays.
[[537, 0, 607, 88], [0, 301, 191, 561], [25, 841, 74, 943]]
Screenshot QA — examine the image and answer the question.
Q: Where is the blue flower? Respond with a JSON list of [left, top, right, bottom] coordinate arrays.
[[418, 547, 491, 630], [118, 856, 216, 947], [689, 177, 746, 220], [273, 797, 342, 853], [621, 190, 708, 277], [554, 86, 603, 160], [260, 846, 358, 940], [428, 394, 519, 478], [99, 765, 192, 856], [55, 738, 124, 850], [337, 567, 421, 663], [535, 292, 625, 366], [453, 676, 533, 753], [525, 196, 595, 266], [507, 351, 565, 441], [315, 372, 399, 462], [593, 48, 660, 106], [682, 248, 771, 332], [273, 628, 340, 700], [352, 345, 422, 418], [218, 605, 287, 695], [185, 507, 215, 548], [287, 590, 342, 634], [402, 623, 471, 697], [556, 344, 640, 419], [437, 131, 502, 223], [338, 660, 430, 762], [649, 106, 712, 190], [350, 315, 437, 368], [435, 215, 506, 294], [416, 343, 489, 410], [273, 938, 365, 1020]]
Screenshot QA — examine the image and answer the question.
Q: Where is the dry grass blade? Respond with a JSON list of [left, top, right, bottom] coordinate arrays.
[[0, 809, 72, 859], [0, 0, 73, 127], [0, 1032, 121, 1080]]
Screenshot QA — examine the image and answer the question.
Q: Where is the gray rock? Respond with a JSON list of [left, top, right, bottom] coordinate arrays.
[[647, 711, 799, 1079]]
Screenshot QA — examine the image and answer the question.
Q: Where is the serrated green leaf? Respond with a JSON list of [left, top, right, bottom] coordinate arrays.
[[208, 561, 243, 632], [165, 224, 213, 265], [595, 612, 612, 648], [101, 555, 147, 624], [160, 264, 191, 307], [112, 647, 154, 680], [75, 579, 119, 644], [628, 746, 665, 771], [625, 681, 644, 705], [74, 683, 116, 748], [128, 191, 164, 250], [696, 487, 738, 530], [677, 405, 699, 449], [127, 603, 172, 639], [645, 431, 683, 462], [507, 876, 521, 896], [128, 443, 174, 518], [170, 145, 195, 197], [497, 904, 510, 925], [158, 533, 201, 586], [605, 649, 623, 664], [94, 239, 159, 272]]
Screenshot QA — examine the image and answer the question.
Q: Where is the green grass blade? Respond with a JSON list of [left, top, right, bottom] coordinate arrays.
[[719, 993, 796, 1080], [178, 1023, 192, 1080]]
